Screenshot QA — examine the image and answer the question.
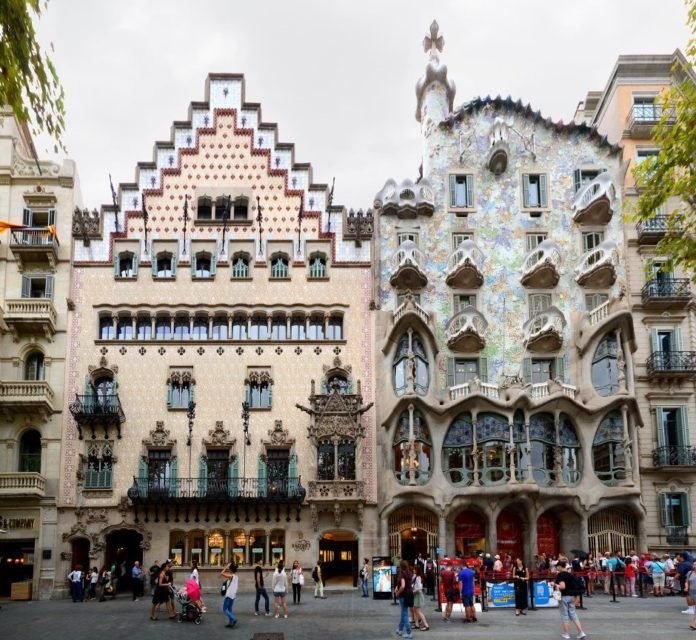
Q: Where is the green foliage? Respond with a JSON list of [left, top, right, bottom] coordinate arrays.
[[0, 0, 65, 152], [633, 0, 696, 279]]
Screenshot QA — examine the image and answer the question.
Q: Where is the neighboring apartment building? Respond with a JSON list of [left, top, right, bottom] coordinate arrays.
[[56, 75, 375, 595], [576, 51, 696, 553], [371, 22, 644, 563], [0, 107, 80, 598]]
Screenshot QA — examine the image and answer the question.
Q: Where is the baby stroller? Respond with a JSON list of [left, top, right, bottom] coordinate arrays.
[[172, 580, 203, 624]]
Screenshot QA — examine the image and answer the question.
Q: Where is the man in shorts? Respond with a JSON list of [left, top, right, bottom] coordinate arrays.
[[555, 561, 586, 640], [457, 562, 476, 623], [440, 562, 456, 622]]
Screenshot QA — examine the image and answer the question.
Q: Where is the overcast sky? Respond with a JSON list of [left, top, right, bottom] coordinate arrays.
[[35, 0, 690, 211]]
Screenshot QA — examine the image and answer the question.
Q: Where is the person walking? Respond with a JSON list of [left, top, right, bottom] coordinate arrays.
[[513, 557, 529, 616], [220, 563, 239, 628], [148, 560, 160, 595], [394, 560, 413, 639], [131, 561, 144, 601], [150, 560, 173, 621], [313, 561, 326, 599], [457, 561, 477, 623], [687, 561, 696, 631], [290, 560, 303, 605], [272, 560, 289, 619], [440, 561, 456, 622], [554, 560, 587, 640], [98, 566, 111, 602], [254, 558, 271, 616], [68, 565, 83, 603], [360, 558, 370, 598], [87, 567, 99, 600], [412, 564, 429, 630], [190, 560, 200, 585]]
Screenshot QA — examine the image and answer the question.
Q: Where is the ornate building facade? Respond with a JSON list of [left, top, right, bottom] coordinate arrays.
[[0, 108, 79, 598], [575, 51, 696, 552], [372, 23, 644, 563], [55, 75, 376, 593]]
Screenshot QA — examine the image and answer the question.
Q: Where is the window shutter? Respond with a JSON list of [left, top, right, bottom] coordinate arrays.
[[191, 254, 197, 274], [210, 254, 217, 276], [48, 208, 56, 226], [21, 275, 31, 298], [449, 175, 457, 207], [554, 356, 565, 383], [166, 383, 173, 409], [682, 493, 691, 527], [650, 328, 659, 353], [267, 383, 273, 408], [479, 357, 488, 383], [171, 255, 177, 277], [114, 253, 120, 277], [573, 169, 582, 194], [83, 375, 94, 411], [655, 406, 665, 447], [465, 175, 474, 208], [522, 174, 531, 208], [169, 456, 178, 497], [190, 383, 196, 404], [659, 493, 670, 526], [228, 456, 239, 497], [45, 275, 54, 299], [522, 357, 532, 384], [447, 357, 455, 388], [198, 455, 208, 498], [152, 256, 158, 276], [677, 407, 688, 447], [23, 208, 32, 226], [132, 254, 138, 276], [539, 174, 548, 208], [245, 384, 251, 405], [674, 326, 683, 350], [258, 454, 267, 498], [139, 456, 149, 497], [288, 453, 298, 497]]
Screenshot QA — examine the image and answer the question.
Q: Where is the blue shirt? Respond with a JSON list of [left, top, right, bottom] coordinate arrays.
[[457, 567, 475, 596]]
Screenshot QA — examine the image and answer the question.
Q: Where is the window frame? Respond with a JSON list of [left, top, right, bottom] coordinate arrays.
[[526, 232, 548, 252], [231, 253, 251, 279], [270, 254, 290, 280], [521, 172, 549, 212], [448, 174, 475, 211]]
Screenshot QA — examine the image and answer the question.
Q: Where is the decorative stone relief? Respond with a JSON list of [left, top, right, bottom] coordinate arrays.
[[203, 421, 236, 448], [142, 421, 176, 448]]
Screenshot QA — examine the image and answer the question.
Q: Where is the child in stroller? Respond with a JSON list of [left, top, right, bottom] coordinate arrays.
[[173, 579, 205, 624]]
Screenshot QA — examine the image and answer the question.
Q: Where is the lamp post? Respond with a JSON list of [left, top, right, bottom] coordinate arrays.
[[241, 401, 250, 480], [187, 400, 196, 480]]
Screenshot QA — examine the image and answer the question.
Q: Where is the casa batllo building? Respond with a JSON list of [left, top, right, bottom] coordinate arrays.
[[372, 23, 645, 564], [56, 75, 376, 594], [0, 108, 80, 599]]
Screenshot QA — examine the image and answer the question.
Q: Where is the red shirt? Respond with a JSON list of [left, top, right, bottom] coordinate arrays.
[[625, 564, 636, 579], [440, 569, 455, 590]]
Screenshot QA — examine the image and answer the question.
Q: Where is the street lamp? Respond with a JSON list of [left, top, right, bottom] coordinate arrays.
[[187, 400, 196, 479], [241, 401, 250, 479]]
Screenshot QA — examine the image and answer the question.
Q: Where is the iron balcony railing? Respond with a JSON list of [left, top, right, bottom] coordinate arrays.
[[652, 446, 696, 467], [641, 277, 691, 303], [647, 351, 696, 376], [128, 476, 305, 503], [9, 227, 59, 247], [626, 103, 676, 129], [665, 525, 689, 546], [636, 213, 670, 236], [69, 394, 126, 439]]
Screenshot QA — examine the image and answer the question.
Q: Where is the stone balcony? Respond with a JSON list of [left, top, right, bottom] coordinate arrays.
[[389, 240, 428, 289], [374, 178, 435, 218], [520, 240, 562, 288], [0, 472, 46, 498], [0, 381, 55, 420], [445, 240, 485, 288], [3, 298, 57, 341], [575, 240, 619, 288], [10, 228, 59, 270], [448, 377, 577, 404], [307, 479, 365, 500], [572, 172, 616, 225], [393, 296, 431, 327], [446, 306, 487, 352], [523, 306, 566, 352]]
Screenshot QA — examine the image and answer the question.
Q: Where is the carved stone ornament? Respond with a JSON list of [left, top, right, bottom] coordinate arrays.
[[203, 421, 236, 448], [322, 356, 352, 380], [142, 421, 176, 448], [263, 420, 294, 447], [72, 207, 102, 245], [246, 369, 273, 385], [87, 356, 118, 382], [168, 369, 195, 385], [291, 539, 311, 552]]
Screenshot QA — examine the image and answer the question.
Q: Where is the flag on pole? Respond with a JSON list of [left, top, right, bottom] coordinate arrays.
[[47, 224, 60, 245], [0, 221, 27, 233]]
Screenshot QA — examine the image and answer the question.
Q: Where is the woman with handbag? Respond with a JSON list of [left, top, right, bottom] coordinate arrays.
[[687, 561, 696, 631], [291, 560, 303, 605], [150, 560, 173, 621]]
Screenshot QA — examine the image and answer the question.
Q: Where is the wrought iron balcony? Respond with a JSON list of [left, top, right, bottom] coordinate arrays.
[[575, 240, 619, 288], [69, 394, 126, 440], [647, 351, 696, 377], [523, 306, 566, 352], [445, 240, 485, 288], [641, 278, 691, 308], [389, 240, 428, 289], [10, 227, 59, 269], [0, 472, 46, 497], [652, 446, 696, 467], [665, 525, 689, 546], [636, 213, 682, 244], [3, 299, 57, 340], [572, 172, 616, 225], [520, 240, 562, 288], [626, 103, 675, 137], [446, 306, 487, 352]]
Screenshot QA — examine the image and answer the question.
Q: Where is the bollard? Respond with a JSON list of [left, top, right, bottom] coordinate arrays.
[[481, 574, 488, 612], [528, 575, 536, 611], [610, 572, 618, 603], [638, 569, 644, 598]]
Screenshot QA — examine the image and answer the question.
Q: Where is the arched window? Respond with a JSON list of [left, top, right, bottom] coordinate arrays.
[[476, 413, 509, 485], [193, 252, 215, 278], [327, 316, 343, 340], [192, 317, 208, 340], [212, 316, 228, 340], [197, 197, 213, 221], [392, 332, 429, 396], [529, 413, 557, 486], [271, 316, 287, 340], [322, 375, 351, 394], [232, 316, 247, 340], [559, 413, 582, 485], [246, 378, 272, 408], [168, 373, 194, 409], [233, 197, 248, 220], [115, 252, 137, 278], [270, 254, 289, 279], [393, 410, 432, 485], [154, 252, 176, 278], [308, 316, 325, 340], [99, 317, 114, 340], [592, 332, 624, 396], [250, 315, 268, 340], [93, 377, 114, 407], [593, 410, 626, 485], [117, 316, 132, 340], [309, 254, 327, 279], [24, 352, 45, 381], [290, 316, 306, 340], [156, 317, 172, 340], [19, 429, 41, 472], [443, 413, 474, 486], [317, 439, 356, 481], [136, 316, 152, 339], [317, 442, 335, 480], [232, 253, 250, 279], [173, 317, 190, 339], [214, 196, 229, 221]]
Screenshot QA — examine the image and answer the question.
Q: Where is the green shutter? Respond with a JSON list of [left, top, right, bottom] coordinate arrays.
[[190, 383, 196, 404], [267, 383, 273, 408], [573, 169, 582, 194], [166, 383, 173, 409], [258, 454, 267, 498], [523, 174, 530, 208], [655, 406, 665, 446], [48, 208, 56, 226], [169, 457, 178, 497], [479, 357, 488, 383], [245, 384, 251, 405], [139, 456, 148, 497], [210, 254, 217, 276], [682, 493, 691, 527], [152, 256, 158, 276], [447, 357, 455, 388], [554, 356, 565, 383], [465, 175, 474, 208], [132, 254, 138, 276], [539, 174, 548, 208], [191, 253, 197, 274], [228, 456, 239, 497], [674, 327, 683, 350], [449, 175, 457, 207], [198, 455, 208, 497], [522, 358, 532, 384], [677, 407, 689, 447], [659, 493, 670, 526], [114, 253, 120, 276], [650, 328, 659, 353], [83, 375, 95, 411], [288, 453, 298, 497], [171, 255, 177, 277]]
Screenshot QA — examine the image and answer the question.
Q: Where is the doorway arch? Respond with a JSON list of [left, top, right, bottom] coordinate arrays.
[[105, 529, 143, 593], [71, 538, 91, 571], [388, 505, 438, 562], [319, 530, 357, 587], [588, 507, 637, 556], [496, 509, 524, 559], [454, 509, 486, 558]]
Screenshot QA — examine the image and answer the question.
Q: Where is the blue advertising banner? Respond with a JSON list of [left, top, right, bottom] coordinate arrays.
[[485, 580, 559, 608], [533, 579, 560, 608]]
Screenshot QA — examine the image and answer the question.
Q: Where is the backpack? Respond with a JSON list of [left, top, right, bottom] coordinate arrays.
[[564, 573, 584, 596], [220, 580, 228, 596], [359, 568, 365, 580], [312, 566, 319, 582]]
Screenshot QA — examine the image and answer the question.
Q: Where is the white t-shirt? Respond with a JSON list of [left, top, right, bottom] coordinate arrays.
[[272, 569, 288, 593], [224, 574, 238, 600], [190, 567, 200, 584], [90, 572, 99, 584], [291, 568, 302, 584], [68, 570, 82, 583]]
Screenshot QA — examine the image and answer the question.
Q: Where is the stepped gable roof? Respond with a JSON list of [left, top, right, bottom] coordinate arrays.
[[444, 95, 622, 155]]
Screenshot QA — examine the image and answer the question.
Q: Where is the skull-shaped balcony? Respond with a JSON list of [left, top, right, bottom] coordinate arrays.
[[390, 241, 428, 290], [446, 306, 487, 352], [523, 307, 566, 352], [374, 178, 435, 219], [572, 172, 616, 225], [520, 240, 562, 289], [575, 241, 619, 288], [445, 240, 484, 289], [487, 119, 510, 175]]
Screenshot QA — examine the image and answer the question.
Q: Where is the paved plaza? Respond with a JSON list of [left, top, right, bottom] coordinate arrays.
[[0, 589, 694, 640]]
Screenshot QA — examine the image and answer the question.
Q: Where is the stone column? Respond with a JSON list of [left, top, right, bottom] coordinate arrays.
[[131, 316, 136, 338], [438, 511, 447, 555], [265, 529, 271, 565], [150, 316, 156, 336], [525, 420, 534, 484], [189, 315, 194, 337], [227, 314, 232, 338], [621, 404, 633, 485], [507, 423, 517, 484], [486, 509, 498, 555], [579, 515, 589, 552], [472, 410, 480, 487], [203, 533, 209, 568], [224, 532, 230, 565]]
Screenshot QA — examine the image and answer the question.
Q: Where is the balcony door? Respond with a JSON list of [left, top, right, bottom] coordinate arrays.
[[94, 377, 115, 408], [267, 449, 289, 493], [652, 327, 681, 355], [147, 450, 171, 496], [207, 449, 229, 496], [657, 407, 688, 448]]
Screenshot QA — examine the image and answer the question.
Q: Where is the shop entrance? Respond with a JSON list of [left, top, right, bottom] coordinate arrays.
[[319, 530, 358, 587], [400, 527, 429, 563], [588, 508, 637, 557], [455, 510, 486, 558], [388, 506, 438, 562], [496, 510, 523, 559], [71, 538, 91, 570], [105, 529, 143, 592], [0, 539, 35, 597]]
